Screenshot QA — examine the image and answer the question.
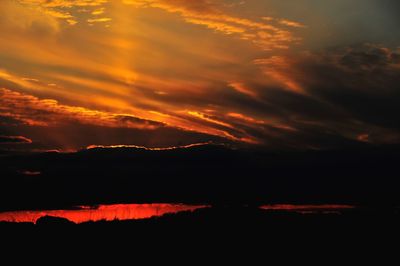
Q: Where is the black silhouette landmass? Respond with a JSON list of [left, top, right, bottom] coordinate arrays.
[[1, 206, 400, 239], [1, 144, 400, 212], [2, 206, 398, 260]]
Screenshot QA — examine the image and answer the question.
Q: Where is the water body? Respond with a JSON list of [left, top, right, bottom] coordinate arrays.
[[260, 204, 355, 214], [0, 203, 359, 224], [0, 204, 208, 224]]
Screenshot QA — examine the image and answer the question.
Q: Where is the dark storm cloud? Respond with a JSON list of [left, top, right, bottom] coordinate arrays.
[[165, 44, 400, 148], [300, 45, 400, 130], [339, 45, 400, 69]]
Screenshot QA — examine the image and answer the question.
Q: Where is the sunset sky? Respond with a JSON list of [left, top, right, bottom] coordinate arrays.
[[1, 0, 399, 151]]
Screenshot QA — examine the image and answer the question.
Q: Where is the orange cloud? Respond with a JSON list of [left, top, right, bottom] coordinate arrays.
[[19, 0, 108, 7], [187, 111, 233, 129], [279, 19, 306, 28], [0, 135, 32, 144], [0, 0, 60, 33], [87, 17, 112, 23], [0, 88, 260, 145], [0, 88, 164, 129], [227, 113, 265, 125], [254, 56, 306, 94], [17, 0, 109, 26], [182, 111, 259, 144], [0, 1, 304, 148], [124, 0, 302, 50], [229, 82, 258, 98], [92, 7, 105, 15]]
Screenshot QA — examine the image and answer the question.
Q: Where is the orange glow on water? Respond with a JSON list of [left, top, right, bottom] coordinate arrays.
[[261, 204, 355, 213], [0, 204, 207, 224]]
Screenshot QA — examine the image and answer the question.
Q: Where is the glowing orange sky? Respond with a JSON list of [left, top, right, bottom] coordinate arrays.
[[1, 0, 399, 150]]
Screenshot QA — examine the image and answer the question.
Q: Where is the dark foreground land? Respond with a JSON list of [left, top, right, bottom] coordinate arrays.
[[2, 206, 400, 233], [2, 206, 399, 259], [1, 144, 400, 256]]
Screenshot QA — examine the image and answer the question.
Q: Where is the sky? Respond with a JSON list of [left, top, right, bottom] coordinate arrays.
[[0, 0, 399, 151]]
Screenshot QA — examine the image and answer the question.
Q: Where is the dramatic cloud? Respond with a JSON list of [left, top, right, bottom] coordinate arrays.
[[0, 88, 164, 129], [0, 1, 60, 33], [0, 135, 32, 144], [17, 0, 109, 26], [123, 0, 302, 50], [19, 0, 108, 6], [0, 1, 399, 151], [251, 44, 400, 146]]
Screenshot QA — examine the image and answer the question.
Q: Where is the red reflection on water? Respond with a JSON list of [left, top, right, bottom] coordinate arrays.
[[0, 204, 207, 224], [260, 204, 355, 213]]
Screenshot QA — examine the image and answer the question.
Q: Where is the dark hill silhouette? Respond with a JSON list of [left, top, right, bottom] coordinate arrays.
[[1, 144, 400, 212], [2, 206, 399, 262]]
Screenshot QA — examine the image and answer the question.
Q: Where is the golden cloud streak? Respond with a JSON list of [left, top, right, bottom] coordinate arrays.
[[124, 0, 302, 50], [0, 88, 163, 129]]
